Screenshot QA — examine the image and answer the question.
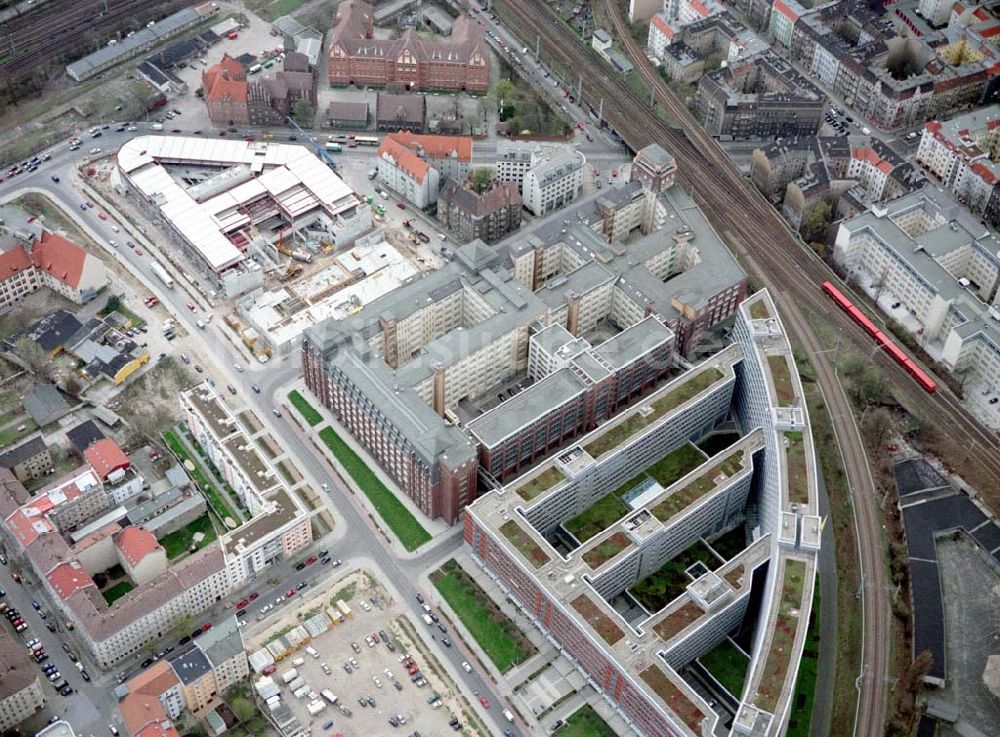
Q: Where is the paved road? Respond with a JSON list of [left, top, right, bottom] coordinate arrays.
[[0, 138, 524, 737]]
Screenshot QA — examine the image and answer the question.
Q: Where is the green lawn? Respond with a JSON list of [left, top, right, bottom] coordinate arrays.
[[259, 0, 307, 22], [317, 425, 431, 551], [565, 493, 629, 542], [565, 444, 706, 543], [584, 368, 724, 458], [102, 581, 135, 605], [159, 515, 218, 560], [561, 704, 618, 737], [162, 429, 238, 526], [288, 390, 323, 426], [786, 586, 821, 737], [629, 540, 721, 611], [700, 639, 750, 698], [0, 419, 35, 449], [644, 443, 707, 487], [431, 559, 537, 672]]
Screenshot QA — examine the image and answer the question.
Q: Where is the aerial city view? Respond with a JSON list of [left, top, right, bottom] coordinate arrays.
[[0, 0, 998, 736]]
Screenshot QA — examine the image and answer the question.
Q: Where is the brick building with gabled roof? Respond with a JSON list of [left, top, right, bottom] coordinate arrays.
[[0, 229, 107, 315], [202, 53, 317, 126], [376, 131, 473, 208], [327, 0, 489, 92], [438, 178, 523, 243]]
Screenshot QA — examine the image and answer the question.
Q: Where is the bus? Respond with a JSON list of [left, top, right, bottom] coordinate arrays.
[[325, 142, 342, 153], [354, 135, 379, 147]]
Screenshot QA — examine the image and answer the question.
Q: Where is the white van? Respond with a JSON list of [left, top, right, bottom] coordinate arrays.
[[151, 123, 163, 131], [305, 646, 319, 659]]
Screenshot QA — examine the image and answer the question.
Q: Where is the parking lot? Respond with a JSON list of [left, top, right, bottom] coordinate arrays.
[[257, 570, 488, 737]]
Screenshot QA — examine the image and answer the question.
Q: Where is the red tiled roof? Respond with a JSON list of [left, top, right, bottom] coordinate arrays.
[[379, 135, 431, 184], [83, 438, 130, 480], [31, 232, 88, 289], [971, 161, 997, 184], [690, 0, 711, 17], [773, 0, 799, 23], [115, 527, 162, 568], [205, 75, 248, 103], [5, 508, 55, 549], [387, 132, 472, 162], [651, 14, 675, 38], [851, 147, 894, 174], [47, 561, 95, 601], [0, 246, 31, 280]]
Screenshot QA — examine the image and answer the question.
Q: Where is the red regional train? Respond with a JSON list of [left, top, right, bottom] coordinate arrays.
[[821, 281, 938, 394]]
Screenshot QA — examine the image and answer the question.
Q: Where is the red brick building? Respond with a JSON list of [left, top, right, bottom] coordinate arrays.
[[327, 0, 489, 93], [202, 54, 317, 127]]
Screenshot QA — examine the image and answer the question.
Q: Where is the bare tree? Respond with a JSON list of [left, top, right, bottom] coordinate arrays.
[[865, 407, 894, 449], [13, 336, 47, 375]]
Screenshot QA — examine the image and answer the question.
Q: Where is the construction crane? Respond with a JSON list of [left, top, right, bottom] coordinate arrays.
[[285, 115, 337, 169]]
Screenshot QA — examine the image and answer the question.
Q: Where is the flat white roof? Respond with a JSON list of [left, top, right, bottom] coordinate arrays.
[[117, 136, 359, 272]]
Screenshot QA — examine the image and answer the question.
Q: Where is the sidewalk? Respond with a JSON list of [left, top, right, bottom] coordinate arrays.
[[417, 548, 554, 733], [279, 380, 451, 549]]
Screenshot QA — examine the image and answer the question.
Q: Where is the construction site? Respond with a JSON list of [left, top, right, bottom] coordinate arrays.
[[234, 232, 422, 355]]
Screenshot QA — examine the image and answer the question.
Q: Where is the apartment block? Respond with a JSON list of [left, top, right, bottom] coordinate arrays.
[[789, 2, 1000, 130], [695, 50, 825, 139], [833, 186, 1000, 395], [0, 633, 44, 731], [0, 461, 231, 669], [180, 384, 312, 588], [465, 290, 819, 737], [0, 435, 52, 484], [438, 178, 522, 244], [916, 106, 1000, 226], [522, 149, 585, 215], [301, 145, 746, 525], [495, 140, 540, 188], [376, 133, 472, 209]]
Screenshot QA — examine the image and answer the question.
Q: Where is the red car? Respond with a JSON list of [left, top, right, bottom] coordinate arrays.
[[576, 122, 585, 130], [98, 212, 107, 220], [201, 622, 212, 632], [186, 302, 196, 311], [134, 247, 144, 256], [236, 599, 249, 609], [479, 695, 490, 709], [306, 556, 317, 565], [287, 588, 296, 597], [395, 202, 405, 209], [249, 592, 259, 601]]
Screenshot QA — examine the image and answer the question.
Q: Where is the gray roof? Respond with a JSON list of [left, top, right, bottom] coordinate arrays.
[[592, 317, 674, 369], [636, 143, 675, 169], [22, 383, 71, 426], [0, 435, 48, 469], [327, 101, 369, 122], [839, 186, 1000, 353], [169, 645, 212, 685], [467, 368, 589, 447], [66, 6, 203, 79], [528, 149, 584, 186], [199, 614, 244, 668]]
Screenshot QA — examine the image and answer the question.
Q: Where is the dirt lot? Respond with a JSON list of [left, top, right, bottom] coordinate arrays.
[[106, 355, 195, 437], [250, 569, 488, 737]]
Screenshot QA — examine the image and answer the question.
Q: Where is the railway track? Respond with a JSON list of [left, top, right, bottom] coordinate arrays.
[[0, 0, 159, 77], [495, 1, 1000, 734]]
